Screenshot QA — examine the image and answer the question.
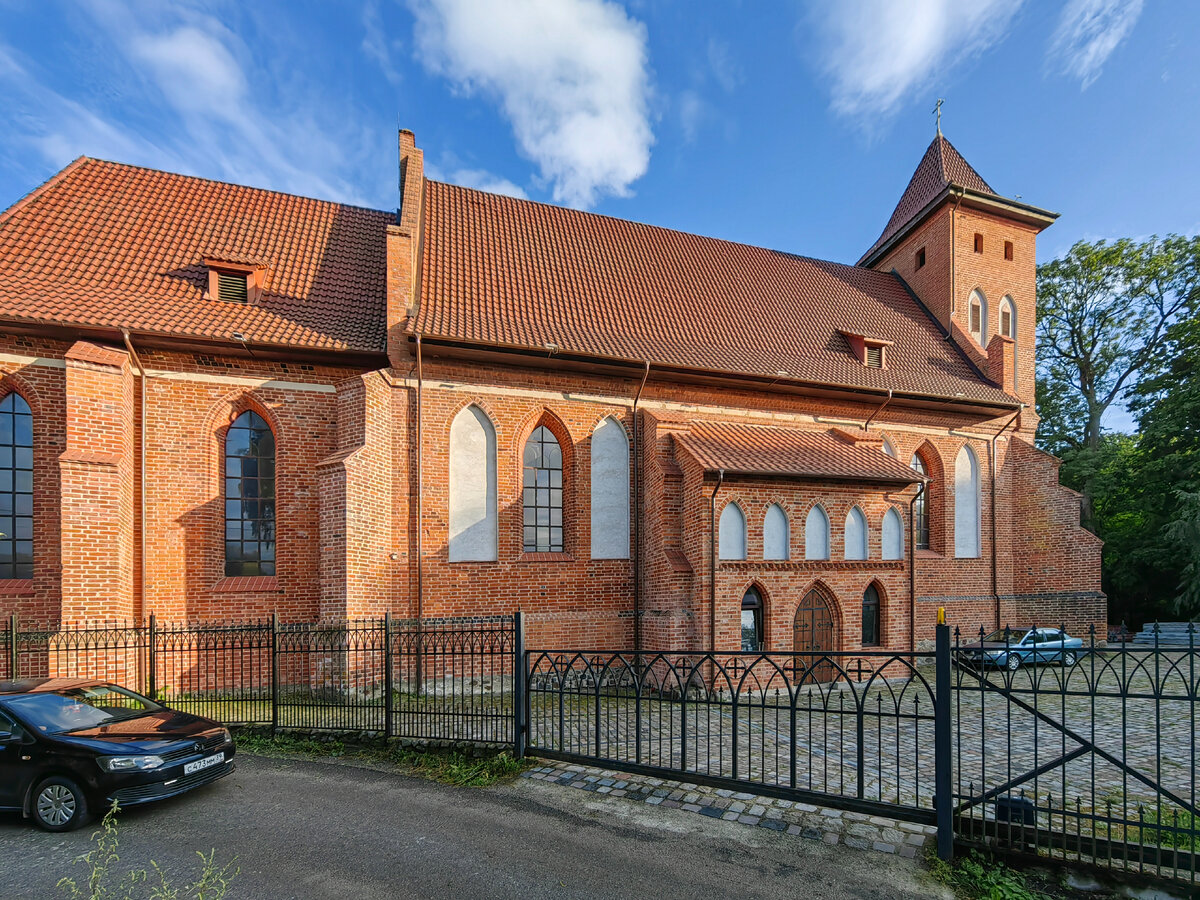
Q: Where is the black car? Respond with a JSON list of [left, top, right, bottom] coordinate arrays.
[[0, 678, 235, 831]]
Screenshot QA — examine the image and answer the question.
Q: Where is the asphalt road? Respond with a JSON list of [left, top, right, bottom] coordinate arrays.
[[0, 754, 950, 899]]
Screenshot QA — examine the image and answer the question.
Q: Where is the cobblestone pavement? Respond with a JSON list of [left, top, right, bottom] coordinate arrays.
[[520, 760, 938, 858]]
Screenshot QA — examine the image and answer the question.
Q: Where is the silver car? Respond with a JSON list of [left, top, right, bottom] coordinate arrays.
[[957, 627, 1085, 671]]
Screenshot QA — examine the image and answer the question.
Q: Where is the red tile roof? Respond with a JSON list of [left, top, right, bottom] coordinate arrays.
[[0, 158, 391, 353], [415, 179, 1015, 406], [674, 422, 925, 484], [859, 135, 997, 265]]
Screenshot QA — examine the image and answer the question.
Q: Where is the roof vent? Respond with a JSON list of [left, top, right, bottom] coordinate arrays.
[[217, 271, 248, 304], [838, 329, 892, 369], [865, 345, 883, 368]]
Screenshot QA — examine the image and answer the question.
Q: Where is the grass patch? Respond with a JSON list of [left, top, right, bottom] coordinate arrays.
[[233, 731, 530, 787], [928, 850, 1070, 900]]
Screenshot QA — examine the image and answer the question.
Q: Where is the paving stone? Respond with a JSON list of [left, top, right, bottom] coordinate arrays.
[[749, 804, 766, 817], [801, 827, 823, 841], [598, 778, 614, 786], [682, 803, 702, 812], [661, 800, 682, 809], [645, 796, 663, 805], [699, 806, 723, 818], [728, 801, 746, 814], [794, 803, 819, 813], [786, 824, 803, 836], [738, 815, 760, 826], [870, 816, 897, 827], [899, 845, 918, 859], [757, 819, 788, 832], [765, 809, 784, 820], [846, 823, 878, 839], [845, 836, 871, 851], [715, 789, 734, 798], [820, 808, 843, 818], [873, 842, 897, 854], [906, 832, 926, 846], [822, 832, 840, 845], [597, 786, 611, 794], [732, 792, 756, 801]]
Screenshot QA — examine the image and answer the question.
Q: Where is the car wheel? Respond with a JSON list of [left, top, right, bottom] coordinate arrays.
[[32, 776, 89, 832], [1005, 654, 1022, 672], [1061, 651, 1077, 667]]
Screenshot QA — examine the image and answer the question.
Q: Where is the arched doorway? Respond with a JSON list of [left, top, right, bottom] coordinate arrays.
[[793, 587, 837, 682]]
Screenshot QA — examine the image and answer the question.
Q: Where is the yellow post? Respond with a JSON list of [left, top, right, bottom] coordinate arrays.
[[937, 606, 946, 626]]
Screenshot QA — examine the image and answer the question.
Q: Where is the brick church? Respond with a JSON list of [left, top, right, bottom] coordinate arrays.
[[0, 129, 1103, 652]]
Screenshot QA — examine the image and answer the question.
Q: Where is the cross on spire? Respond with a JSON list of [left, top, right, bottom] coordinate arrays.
[[934, 98, 944, 136]]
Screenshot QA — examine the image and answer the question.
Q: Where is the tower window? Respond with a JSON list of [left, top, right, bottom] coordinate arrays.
[[915, 247, 926, 270], [973, 233, 984, 254], [1004, 241, 1014, 261]]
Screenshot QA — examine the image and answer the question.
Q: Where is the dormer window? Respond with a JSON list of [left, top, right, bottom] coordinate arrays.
[[204, 258, 267, 304], [839, 330, 892, 369]]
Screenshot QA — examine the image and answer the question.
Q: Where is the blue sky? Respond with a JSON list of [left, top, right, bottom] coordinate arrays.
[[2, 0, 1196, 268]]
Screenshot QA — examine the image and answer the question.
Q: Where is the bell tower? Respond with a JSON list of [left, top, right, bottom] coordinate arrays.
[[858, 133, 1057, 428]]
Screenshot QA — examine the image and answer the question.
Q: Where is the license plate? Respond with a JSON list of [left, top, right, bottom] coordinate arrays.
[[184, 753, 224, 775]]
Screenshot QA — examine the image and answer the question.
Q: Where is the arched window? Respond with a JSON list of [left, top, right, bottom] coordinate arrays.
[[763, 504, 789, 560], [1, 392, 33, 579], [450, 405, 498, 561], [999, 296, 1016, 340], [844, 507, 868, 560], [968, 288, 988, 345], [910, 453, 930, 550], [718, 502, 746, 560], [882, 508, 903, 560], [741, 587, 763, 652], [862, 584, 881, 647], [590, 417, 629, 559], [881, 437, 897, 458], [225, 410, 275, 577], [804, 505, 830, 560], [954, 445, 981, 558], [524, 425, 564, 553]]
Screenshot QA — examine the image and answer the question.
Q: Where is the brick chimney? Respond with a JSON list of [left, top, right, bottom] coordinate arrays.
[[386, 129, 425, 367]]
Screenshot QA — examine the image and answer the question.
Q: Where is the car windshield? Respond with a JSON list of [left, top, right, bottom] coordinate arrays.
[[981, 629, 1026, 643], [5, 685, 160, 734]]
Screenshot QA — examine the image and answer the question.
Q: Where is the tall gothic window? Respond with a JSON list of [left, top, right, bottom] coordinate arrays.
[[741, 587, 764, 652], [862, 584, 881, 647], [0, 393, 33, 579], [225, 410, 276, 576], [523, 426, 563, 552], [968, 288, 988, 345], [911, 453, 930, 551]]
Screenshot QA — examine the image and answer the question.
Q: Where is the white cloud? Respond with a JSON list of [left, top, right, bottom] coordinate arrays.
[[706, 39, 742, 94], [362, 0, 403, 86], [808, 0, 1022, 119], [409, 0, 653, 209], [679, 90, 706, 142], [1049, 0, 1143, 89]]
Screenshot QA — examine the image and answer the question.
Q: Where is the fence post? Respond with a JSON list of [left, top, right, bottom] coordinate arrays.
[[271, 612, 280, 736], [935, 615, 954, 861], [148, 614, 157, 701], [8, 614, 16, 680], [384, 612, 394, 740], [513, 611, 526, 759]]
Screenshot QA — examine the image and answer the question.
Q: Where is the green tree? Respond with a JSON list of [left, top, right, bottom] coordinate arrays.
[[1036, 235, 1200, 527]]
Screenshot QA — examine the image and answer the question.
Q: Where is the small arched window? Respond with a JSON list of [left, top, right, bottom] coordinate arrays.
[[881, 437, 897, 458], [862, 584, 881, 647], [882, 508, 903, 560], [763, 504, 789, 560], [524, 425, 564, 553], [1, 392, 33, 579], [954, 445, 981, 558], [999, 296, 1016, 340], [225, 410, 275, 577], [844, 507, 868, 560], [741, 587, 764, 652], [911, 453, 930, 551], [968, 288, 987, 345], [805, 505, 830, 560], [719, 502, 747, 560]]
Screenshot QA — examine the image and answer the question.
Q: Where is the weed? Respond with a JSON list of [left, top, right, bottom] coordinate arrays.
[[928, 850, 1052, 900], [57, 804, 238, 900]]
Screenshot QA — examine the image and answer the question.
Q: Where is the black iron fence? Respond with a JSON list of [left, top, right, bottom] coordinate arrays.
[[953, 623, 1198, 885], [2, 613, 519, 748], [4, 611, 1197, 886]]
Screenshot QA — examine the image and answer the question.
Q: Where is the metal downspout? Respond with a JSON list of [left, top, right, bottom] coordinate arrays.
[[631, 362, 651, 655], [415, 336, 424, 625], [990, 407, 1022, 629], [864, 388, 893, 431], [121, 330, 146, 620], [709, 469, 724, 653], [908, 482, 924, 651]]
